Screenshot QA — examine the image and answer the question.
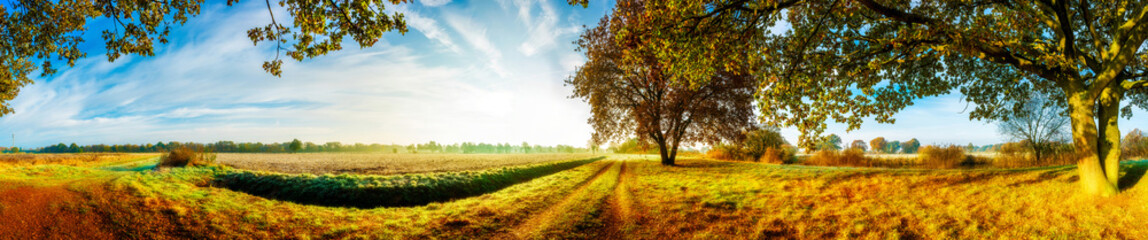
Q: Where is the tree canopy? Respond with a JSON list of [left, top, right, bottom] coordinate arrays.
[[850, 140, 867, 151], [901, 138, 921, 154], [567, 0, 757, 165], [870, 137, 888, 154]]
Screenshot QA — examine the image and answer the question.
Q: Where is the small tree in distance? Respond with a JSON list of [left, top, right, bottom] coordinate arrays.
[[886, 141, 901, 155], [902, 139, 921, 154], [289, 139, 302, 153], [1123, 129, 1148, 159], [850, 140, 867, 151], [870, 137, 888, 154], [814, 134, 843, 152]]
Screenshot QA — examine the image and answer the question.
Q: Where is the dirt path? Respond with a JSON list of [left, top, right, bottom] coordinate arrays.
[[0, 183, 118, 239], [601, 160, 637, 239], [503, 160, 620, 239]]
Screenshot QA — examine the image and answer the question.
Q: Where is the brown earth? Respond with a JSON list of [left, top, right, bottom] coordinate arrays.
[[0, 184, 116, 240]]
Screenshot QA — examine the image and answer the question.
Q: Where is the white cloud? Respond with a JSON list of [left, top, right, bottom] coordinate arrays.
[[400, 8, 462, 53], [511, 0, 580, 56], [443, 12, 508, 77], [420, 0, 450, 7]]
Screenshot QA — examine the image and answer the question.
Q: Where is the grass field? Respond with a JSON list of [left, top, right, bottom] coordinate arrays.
[[216, 153, 601, 175], [0, 153, 160, 169], [0, 153, 1146, 239]]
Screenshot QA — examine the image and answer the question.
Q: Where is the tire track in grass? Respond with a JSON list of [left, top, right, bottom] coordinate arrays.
[[504, 160, 619, 239], [599, 160, 636, 239]]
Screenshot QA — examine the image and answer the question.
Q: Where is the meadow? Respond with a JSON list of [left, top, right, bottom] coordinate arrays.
[[215, 153, 600, 175], [0, 153, 159, 169], [0, 153, 1146, 239]]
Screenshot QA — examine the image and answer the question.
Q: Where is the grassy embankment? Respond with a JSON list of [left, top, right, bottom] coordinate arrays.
[[2, 153, 1147, 239], [215, 156, 605, 207]]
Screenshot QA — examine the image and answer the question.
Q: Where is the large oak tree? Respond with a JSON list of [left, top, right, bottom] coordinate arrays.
[[0, 0, 410, 115], [572, 0, 1148, 196], [567, 0, 757, 165]]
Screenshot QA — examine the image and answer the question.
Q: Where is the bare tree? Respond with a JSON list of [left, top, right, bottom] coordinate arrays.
[[998, 94, 1070, 162]]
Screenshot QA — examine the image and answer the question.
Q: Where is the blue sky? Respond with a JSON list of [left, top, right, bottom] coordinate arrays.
[[1, 0, 1145, 149]]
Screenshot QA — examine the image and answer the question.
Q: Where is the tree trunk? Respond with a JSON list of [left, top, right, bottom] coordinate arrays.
[[657, 138, 674, 166], [1033, 142, 1043, 164], [1098, 87, 1123, 187], [1067, 90, 1118, 196]]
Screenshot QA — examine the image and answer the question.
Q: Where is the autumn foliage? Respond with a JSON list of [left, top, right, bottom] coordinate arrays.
[[567, 1, 756, 165]]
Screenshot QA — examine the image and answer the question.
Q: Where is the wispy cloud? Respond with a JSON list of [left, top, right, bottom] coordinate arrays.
[[400, 7, 462, 53], [510, 0, 580, 56], [420, 0, 451, 7], [443, 12, 508, 77]]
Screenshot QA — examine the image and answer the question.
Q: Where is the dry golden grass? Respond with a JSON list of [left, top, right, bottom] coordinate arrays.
[[0, 153, 158, 169], [215, 153, 601, 175], [618, 157, 1148, 239]]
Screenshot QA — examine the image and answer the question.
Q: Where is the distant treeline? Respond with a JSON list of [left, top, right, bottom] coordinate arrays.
[[23, 140, 593, 154]]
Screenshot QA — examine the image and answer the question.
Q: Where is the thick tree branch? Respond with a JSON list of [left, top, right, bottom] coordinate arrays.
[[854, 0, 935, 25], [1091, 2, 1148, 97]]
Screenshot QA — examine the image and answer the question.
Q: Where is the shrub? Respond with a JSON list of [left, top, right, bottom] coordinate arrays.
[[158, 147, 216, 168], [805, 148, 871, 167], [995, 142, 1030, 168], [707, 127, 790, 163], [994, 141, 1077, 168], [759, 146, 797, 164], [918, 145, 966, 169], [743, 128, 788, 161], [705, 144, 745, 161]]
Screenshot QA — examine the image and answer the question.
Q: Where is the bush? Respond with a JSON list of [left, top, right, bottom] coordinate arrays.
[[993, 141, 1077, 168], [743, 128, 788, 161], [705, 144, 745, 161], [759, 145, 797, 164], [918, 145, 966, 169], [707, 127, 791, 163], [157, 147, 216, 168], [805, 148, 871, 167]]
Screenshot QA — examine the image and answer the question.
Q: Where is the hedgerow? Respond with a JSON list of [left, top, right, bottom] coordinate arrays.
[[214, 156, 604, 208]]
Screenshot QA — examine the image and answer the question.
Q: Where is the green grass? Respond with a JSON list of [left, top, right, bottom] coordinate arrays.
[[97, 159, 620, 239], [214, 156, 604, 208]]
